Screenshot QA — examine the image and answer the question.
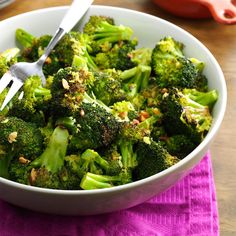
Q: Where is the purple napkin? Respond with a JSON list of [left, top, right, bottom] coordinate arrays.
[[0, 152, 219, 236]]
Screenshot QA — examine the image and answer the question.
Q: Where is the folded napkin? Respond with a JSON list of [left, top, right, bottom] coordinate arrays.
[[0, 152, 219, 236]]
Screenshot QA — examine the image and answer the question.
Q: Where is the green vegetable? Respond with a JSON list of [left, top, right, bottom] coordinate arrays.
[[0, 15, 218, 190]]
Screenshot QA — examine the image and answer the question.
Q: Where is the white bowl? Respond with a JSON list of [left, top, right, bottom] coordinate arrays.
[[0, 5, 227, 215]]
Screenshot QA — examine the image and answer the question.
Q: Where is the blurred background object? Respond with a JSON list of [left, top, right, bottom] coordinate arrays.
[[152, 0, 236, 24], [0, 0, 15, 9]]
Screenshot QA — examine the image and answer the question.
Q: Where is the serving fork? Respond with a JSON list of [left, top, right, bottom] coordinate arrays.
[[0, 0, 93, 111]]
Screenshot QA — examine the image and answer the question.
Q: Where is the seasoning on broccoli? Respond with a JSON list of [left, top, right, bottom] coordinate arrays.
[[151, 36, 208, 91], [0, 116, 44, 159], [160, 88, 217, 143]]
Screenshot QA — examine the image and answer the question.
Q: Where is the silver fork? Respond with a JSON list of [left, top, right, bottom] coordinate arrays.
[[0, 0, 93, 111]]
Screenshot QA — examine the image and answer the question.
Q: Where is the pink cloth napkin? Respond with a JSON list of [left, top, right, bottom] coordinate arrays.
[[0, 152, 219, 236]]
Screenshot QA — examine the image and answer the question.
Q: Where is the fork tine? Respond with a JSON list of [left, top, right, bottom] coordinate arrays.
[[0, 77, 23, 111], [0, 72, 13, 94]]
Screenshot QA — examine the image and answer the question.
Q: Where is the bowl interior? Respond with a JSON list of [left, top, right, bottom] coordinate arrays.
[[0, 5, 227, 214]]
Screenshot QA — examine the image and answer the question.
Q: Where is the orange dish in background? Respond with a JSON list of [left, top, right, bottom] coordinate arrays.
[[152, 0, 236, 24]]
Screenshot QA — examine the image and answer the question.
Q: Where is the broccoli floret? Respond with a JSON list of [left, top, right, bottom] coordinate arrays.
[[55, 32, 97, 71], [151, 37, 207, 90], [94, 40, 137, 70], [29, 126, 69, 189], [8, 157, 31, 184], [90, 21, 133, 44], [17, 29, 61, 76], [8, 75, 51, 126], [140, 85, 164, 108], [134, 140, 180, 180], [0, 48, 20, 77], [92, 69, 126, 106], [83, 16, 133, 54], [111, 100, 138, 122], [0, 116, 44, 160], [76, 149, 122, 178], [160, 88, 215, 143], [128, 47, 152, 66], [164, 134, 197, 159], [97, 144, 123, 176], [50, 67, 94, 117], [119, 113, 161, 142], [83, 15, 114, 35], [68, 102, 120, 150], [115, 113, 161, 178]]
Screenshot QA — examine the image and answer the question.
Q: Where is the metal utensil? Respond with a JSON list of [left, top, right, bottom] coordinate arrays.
[[0, 0, 93, 111]]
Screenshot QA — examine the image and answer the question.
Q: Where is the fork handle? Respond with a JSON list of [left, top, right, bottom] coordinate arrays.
[[37, 0, 93, 66]]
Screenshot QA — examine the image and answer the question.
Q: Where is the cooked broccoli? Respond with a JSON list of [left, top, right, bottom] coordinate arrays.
[[8, 75, 51, 126], [182, 88, 218, 108], [0, 116, 44, 160], [77, 149, 122, 177], [0, 16, 219, 190], [91, 69, 126, 106], [0, 145, 14, 178], [29, 126, 70, 189], [16, 28, 35, 48], [55, 32, 97, 71], [0, 48, 20, 77], [151, 37, 207, 91], [83, 16, 133, 54], [163, 134, 197, 159], [8, 157, 31, 185], [116, 113, 161, 178], [128, 47, 152, 66], [134, 140, 180, 180], [94, 40, 137, 70], [66, 102, 120, 151], [50, 67, 94, 117], [16, 29, 61, 76], [121, 65, 151, 99], [0, 88, 12, 116], [83, 15, 114, 35], [80, 171, 131, 190], [111, 100, 138, 122], [160, 88, 215, 143]]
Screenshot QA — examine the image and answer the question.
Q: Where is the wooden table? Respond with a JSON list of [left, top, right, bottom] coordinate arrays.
[[0, 0, 236, 234]]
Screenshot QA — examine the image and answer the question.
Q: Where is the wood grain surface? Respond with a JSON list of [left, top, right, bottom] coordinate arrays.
[[0, 0, 236, 234]]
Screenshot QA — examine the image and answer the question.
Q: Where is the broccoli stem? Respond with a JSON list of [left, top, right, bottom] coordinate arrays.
[[83, 92, 111, 113], [81, 149, 110, 172], [120, 65, 151, 98], [72, 50, 98, 72], [31, 126, 69, 173], [183, 89, 218, 108], [16, 28, 35, 48], [34, 87, 51, 99], [84, 50, 98, 71], [80, 172, 121, 190], [119, 140, 137, 169], [0, 155, 12, 179], [93, 21, 133, 44]]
